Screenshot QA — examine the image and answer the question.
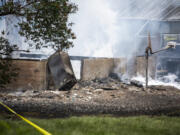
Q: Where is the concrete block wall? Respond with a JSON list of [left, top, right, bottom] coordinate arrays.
[[4, 51, 76, 91], [81, 58, 127, 80], [80, 56, 157, 81], [5, 55, 157, 90], [5, 59, 48, 90]]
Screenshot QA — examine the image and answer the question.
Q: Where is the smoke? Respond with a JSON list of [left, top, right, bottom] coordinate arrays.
[[132, 74, 180, 89], [69, 0, 180, 83], [0, 17, 5, 37], [69, 0, 139, 57], [69, 0, 118, 57], [69, 0, 174, 57], [5, 16, 23, 47]]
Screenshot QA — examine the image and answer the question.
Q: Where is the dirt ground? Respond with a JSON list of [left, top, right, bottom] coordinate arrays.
[[1, 78, 180, 117]]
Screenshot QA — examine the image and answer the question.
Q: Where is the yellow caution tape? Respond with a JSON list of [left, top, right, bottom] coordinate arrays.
[[0, 101, 52, 135]]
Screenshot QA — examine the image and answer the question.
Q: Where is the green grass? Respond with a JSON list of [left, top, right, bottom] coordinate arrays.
[[1, 115, 180, 135]]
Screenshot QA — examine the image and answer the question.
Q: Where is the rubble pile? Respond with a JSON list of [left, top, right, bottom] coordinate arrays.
[[74, 77, 123, 91], [1, 76, 180, 117]]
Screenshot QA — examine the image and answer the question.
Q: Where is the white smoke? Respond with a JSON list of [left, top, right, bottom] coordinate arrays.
[[69, 0, 175, 57], [69, 0, 180, 85], [69, 0, 147, 57], [69, 0, 118, 57], [132, 74, 180, 89]]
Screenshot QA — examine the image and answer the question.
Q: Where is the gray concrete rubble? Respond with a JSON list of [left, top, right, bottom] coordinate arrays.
[[1, 77, 180, 117]]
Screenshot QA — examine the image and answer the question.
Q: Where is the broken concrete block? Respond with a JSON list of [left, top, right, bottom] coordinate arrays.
[[47, 51, 77, 90], [130, 80, 143, 87]]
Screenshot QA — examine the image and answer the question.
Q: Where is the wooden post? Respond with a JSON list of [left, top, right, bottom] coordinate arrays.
[[144, 33, 175, 88], [145, 51, 149, 88]]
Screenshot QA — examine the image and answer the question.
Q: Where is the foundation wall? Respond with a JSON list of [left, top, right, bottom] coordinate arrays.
[[3, 55, 158, 90], [81, 58, 127, 80], [6, 59, 47, 90]]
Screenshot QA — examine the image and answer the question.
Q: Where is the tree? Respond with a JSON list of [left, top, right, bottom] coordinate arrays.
[[0, 0, 78, 87], [0, 0, 78, 50], [0, 36, 18, 88]]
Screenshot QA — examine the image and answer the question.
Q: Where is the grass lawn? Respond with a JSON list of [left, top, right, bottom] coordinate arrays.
[[0, 115, 180, 135]]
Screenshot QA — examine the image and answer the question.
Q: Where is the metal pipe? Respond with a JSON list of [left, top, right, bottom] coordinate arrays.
[[144, 34, 176, 88]]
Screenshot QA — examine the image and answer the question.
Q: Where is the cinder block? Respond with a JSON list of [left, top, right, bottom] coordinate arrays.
[[5, 59, 47, 90], [81, 58, 114, 80], [81, 58, 127, 80]]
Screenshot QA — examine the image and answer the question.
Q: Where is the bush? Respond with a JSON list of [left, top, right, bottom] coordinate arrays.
[[0, 37, 18, 88]]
